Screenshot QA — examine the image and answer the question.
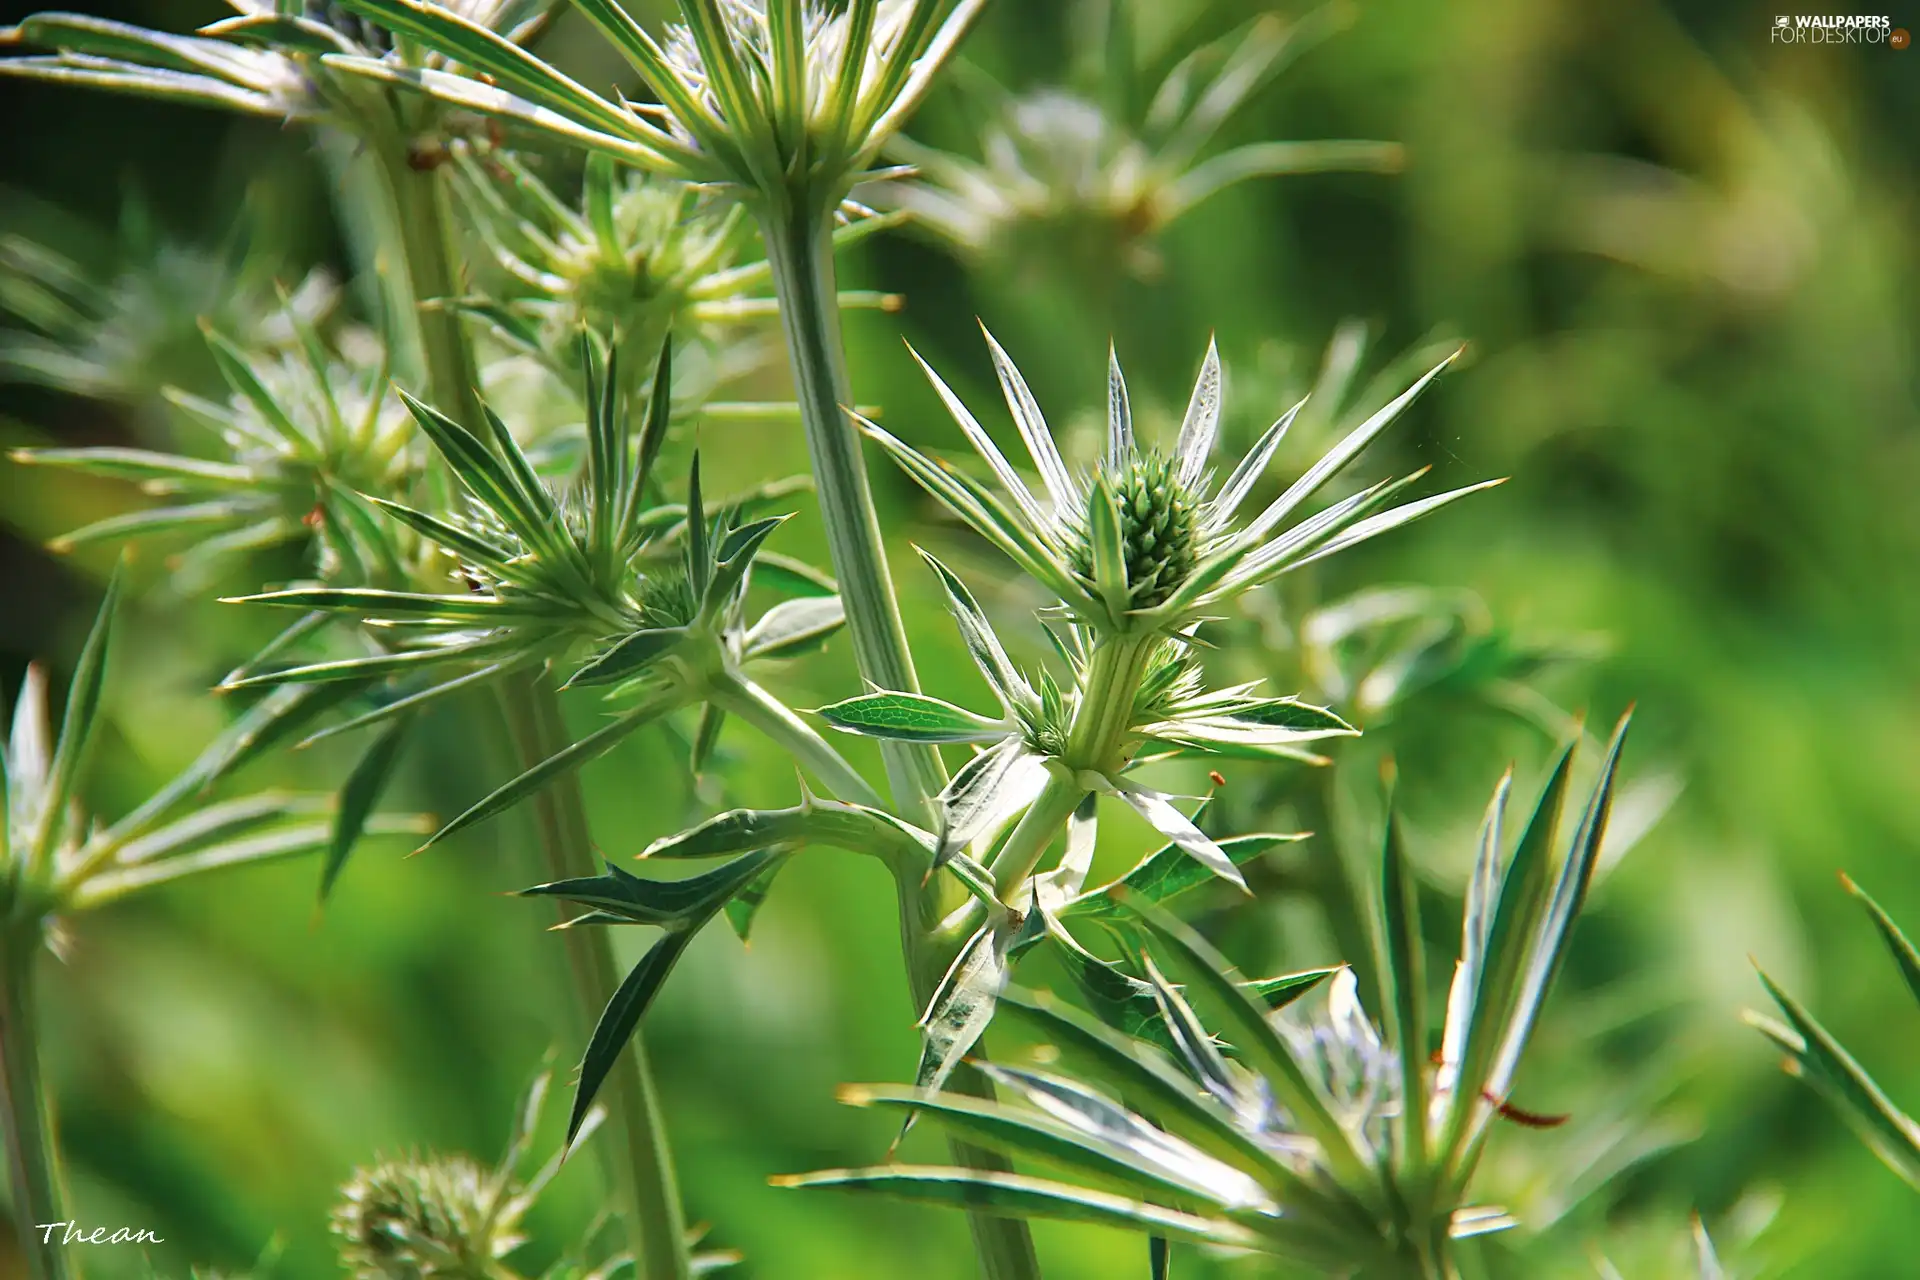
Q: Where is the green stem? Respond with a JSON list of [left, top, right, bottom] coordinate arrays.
[[754, 204, 943, 826], [498, 674, 691, 1280], [988, 772, 1087, 900], [0, 924, 69, 1280], [894, 870, 1045, 1280], [758, 197, 1039, 1280], [709, 670, 883, 808], [369, 140, 688, 1280], [1063, 635, 1157, 772], [374, 138, 488, 441]]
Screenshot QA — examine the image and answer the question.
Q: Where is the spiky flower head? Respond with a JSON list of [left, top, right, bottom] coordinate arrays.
[[333, 1155, 515, 1280], [448, 148, 899, 386], [224, 339, 858, 849], [1, 578, 425, 931], [862, 330, 1497, 637], [13, 312, 418, 591], [881, 8, 1401, 278], [784, 721, 1634, 1276], [317, 0, 985, 212]]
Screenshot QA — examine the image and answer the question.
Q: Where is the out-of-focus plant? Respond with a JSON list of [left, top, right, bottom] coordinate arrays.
[[11, 307, 417, 592], [1748, 877, 1920, 1192], [0, 579, 425, 1280], [332, 1071, 740, 1280], [877, 1, 1401, 281], [784, 721, 1629, 1278], [0, 191, 329, 406]]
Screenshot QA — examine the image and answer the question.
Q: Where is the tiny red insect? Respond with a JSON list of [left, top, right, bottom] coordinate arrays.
[[1207, 771, 1227, 787]]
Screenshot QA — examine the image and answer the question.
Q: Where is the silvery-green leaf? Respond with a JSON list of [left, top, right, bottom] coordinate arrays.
[[817, 691, 1006, 744], [1205, 397, 1303, 527], [938, 741, 1051, 859], [918, 548, 1032, 714], [1109, 783, 1248, 893], [771, 1166, 1261, 1251], [1755, 970, 1920, 1190], [1087, 472, 1131, 620], [1118, 893, 1365, 1183], [639, 798, 935, 867], [565, 628, 690, 689], [907, 342, 1051, 537], [839, 1081, 1268, 1212], [1173, 338, 1222, 491], [1065, 833, 1304, 920], [742, 596, 845, 661], [1105, 344, 1132, 469], [1242, 349, 1460, 542], [980, 325, 1078, 516], [914, 922, 1009, 1099]]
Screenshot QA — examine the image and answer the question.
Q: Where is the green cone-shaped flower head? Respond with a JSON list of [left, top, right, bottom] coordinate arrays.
[[861, 330, 1497, 635]]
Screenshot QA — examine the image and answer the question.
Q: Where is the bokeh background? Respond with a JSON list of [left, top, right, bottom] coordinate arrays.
[[2, 1, 1917, 1277]]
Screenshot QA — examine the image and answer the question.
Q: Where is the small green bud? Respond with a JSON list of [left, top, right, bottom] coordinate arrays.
[[1066, 451, 1199, 610]]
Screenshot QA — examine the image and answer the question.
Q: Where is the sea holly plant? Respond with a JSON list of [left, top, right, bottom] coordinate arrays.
[[845, 332, 1498, 904], [783, 718, 1632, 1280], [12, 307, 419, 593], [878, 0, 1403, 280], [446, 147, 903, 397], [1747, 876, 1920, 1192], [221, 337, 874, 847], [332, 1069, 742, 1280], [0, 578, 427, 1280]]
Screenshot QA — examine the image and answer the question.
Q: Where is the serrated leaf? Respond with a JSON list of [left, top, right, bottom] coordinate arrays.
[[818, 691, 1006, 744], [914, 922, 1009, 1100], [1064, 832, 1302, 919]]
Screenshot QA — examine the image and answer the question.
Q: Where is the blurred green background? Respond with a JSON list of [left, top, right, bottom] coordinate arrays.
[[2, 1, 1917, 1277]]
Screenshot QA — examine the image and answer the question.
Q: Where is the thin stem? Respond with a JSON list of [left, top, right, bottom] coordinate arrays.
[[708, 669, 884, 808], [894, 868, 1045, 1280], [498, 674, 692, 1280], [371, 145, 689, 1280], [0, 924, 69, 1280], [755, 204, 944, 826]]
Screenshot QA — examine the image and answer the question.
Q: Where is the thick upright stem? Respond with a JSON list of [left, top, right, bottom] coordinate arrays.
[[499, 675, 691, 1280], [0, 926, 68, 1280], [758, 199, 1039, 1280], [755, 205, 944, 826]]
